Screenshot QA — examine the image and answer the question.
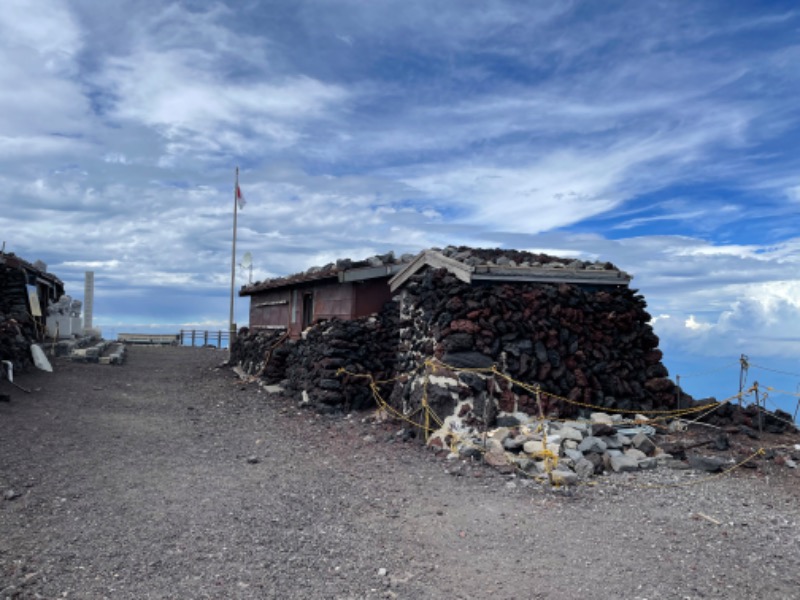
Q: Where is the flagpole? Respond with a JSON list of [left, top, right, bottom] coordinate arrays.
[[228, 166, 239, 345]]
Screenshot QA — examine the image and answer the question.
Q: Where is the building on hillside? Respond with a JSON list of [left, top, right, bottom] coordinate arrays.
[[234, 246, 683, 428], [239, 252, 413, 338]]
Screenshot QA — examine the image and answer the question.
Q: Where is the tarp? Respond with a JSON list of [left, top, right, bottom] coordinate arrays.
[[30, 344, 53, 372]]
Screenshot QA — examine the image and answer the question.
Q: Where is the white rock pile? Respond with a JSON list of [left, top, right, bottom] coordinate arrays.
[[431, 411, 690, 484]]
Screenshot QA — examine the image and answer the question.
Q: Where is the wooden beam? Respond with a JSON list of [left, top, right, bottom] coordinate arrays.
[[389, 250, 474, 292]]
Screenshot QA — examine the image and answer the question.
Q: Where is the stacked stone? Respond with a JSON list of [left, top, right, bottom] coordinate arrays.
[[392, 247, 686, 427], [230, 329, 290, 383], [0, 265, 37, 372], [444, 411, 684, 483], [231, 304, 400, 411], [692, 399, 795, 434], [0, 320, 36, 372], [283, 303, 399, 411]]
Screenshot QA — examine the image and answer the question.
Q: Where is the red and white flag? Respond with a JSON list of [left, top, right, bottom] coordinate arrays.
[[236, 184, 246, 209]]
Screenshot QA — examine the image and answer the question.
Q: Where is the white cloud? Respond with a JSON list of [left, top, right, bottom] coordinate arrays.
[[0, 0, 82, 67], [62, 259, 121, 269], [103, 153, 130, 164], [0, 135, 88, 158], [0, 0, 799, 375], [685, 315, 712, 331], [0, 1, 90, 143], [86, 3, 349, 166]]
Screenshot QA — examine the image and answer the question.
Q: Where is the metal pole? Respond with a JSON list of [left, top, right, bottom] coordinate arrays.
[[228, 167, 239, 341]]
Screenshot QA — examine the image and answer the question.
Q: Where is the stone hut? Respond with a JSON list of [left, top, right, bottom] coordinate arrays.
[[233, 246, 682, 426], [387, 246, 681, 432]]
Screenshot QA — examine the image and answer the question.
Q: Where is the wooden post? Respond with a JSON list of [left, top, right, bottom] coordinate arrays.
[[794, 384, 800, 423], [752, 381, 762, 435], [738, 354, 749, 407], [483, 369, 494, 455], [191, 330, 196, 347]]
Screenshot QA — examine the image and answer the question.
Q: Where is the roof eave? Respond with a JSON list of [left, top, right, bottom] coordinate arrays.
[[239, 273, 339, 296], [471, 273, 632, 286], [337, 263, 406, 283]]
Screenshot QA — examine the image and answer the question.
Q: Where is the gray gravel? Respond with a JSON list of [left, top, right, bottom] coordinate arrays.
[[1, 346, 799, 599]]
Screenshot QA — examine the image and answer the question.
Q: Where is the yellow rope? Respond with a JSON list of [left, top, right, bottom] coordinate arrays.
[[337, 359, 794, 490], [634, 448, 766, 490]]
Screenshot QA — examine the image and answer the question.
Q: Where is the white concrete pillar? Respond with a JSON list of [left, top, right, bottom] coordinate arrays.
[[84, 271, 94, 330]]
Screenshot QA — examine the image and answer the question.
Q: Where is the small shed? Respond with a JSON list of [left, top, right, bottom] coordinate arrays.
[[239, 253, 412, 338]]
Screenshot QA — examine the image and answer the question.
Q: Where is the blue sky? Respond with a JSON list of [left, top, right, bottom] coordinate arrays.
[[2, 1, 800, 411]]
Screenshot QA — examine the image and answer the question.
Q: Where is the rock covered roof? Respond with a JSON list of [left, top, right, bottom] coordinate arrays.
[[240, 246, 631, 296], [239, 251, 416, 296], [389, 246, 632, 292], [433, 245, 621, 270]]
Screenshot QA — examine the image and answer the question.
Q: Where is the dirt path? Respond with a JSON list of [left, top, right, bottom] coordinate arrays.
[[1, 346, 799, 599]]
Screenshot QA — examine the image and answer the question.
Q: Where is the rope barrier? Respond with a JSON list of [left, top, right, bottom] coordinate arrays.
[[331, 356, 798, 490], [764, 386, 800, 399], [236, 332, 291, 384], [634, 448, 766, 490], [750, 363, 800, 378], [437, 359, 727, 419], [685, 397, 733, 425], [759, 393, 800, 430], [337, 358, 779, 430]]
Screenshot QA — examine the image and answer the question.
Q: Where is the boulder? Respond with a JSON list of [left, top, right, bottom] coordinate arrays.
[[610, 454, 640, 472], [578, 436, 608, 454], [624, 448, 647, 461], [590, 412, 614, 425], [559, 426, 584, 442], [688, 455, 726, 473], [550, 469, 578, 486], [632, 432, 656, 455], [574, 458, 595, 480]]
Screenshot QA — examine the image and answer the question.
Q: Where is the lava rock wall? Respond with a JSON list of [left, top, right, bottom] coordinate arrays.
[[230, 328, 290, 383], [231, 303, 399, 411], [391, 267, 683, 425]]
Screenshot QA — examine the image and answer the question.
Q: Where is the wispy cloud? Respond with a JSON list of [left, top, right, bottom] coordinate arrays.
[[2, 0, 800, 375]]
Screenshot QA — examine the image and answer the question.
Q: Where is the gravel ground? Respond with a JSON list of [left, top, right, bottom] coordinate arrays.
[[1, 346, 799, 599]]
